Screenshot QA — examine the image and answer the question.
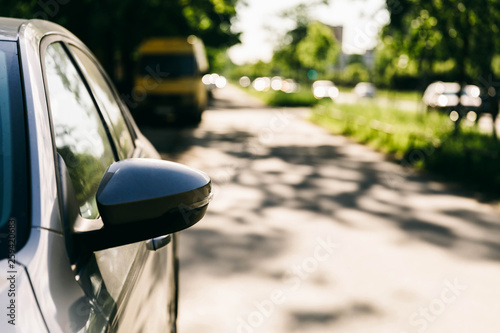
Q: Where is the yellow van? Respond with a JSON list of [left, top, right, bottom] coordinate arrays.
[[135, 36, 208, 123]]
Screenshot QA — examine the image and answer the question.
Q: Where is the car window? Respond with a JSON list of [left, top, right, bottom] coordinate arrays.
[[44, 42, 115, 219], [68, 45, 134, 160], [139, 54, 197, 77]]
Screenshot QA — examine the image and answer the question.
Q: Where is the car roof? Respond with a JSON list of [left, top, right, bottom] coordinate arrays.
[[0, 17, 78, 42], [0, 17, 27, 41]]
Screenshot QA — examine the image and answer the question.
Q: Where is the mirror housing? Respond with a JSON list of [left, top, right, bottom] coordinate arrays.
[[72, 158, 212, 252]]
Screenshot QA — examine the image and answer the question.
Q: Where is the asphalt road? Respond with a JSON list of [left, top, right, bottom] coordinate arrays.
[[140, 85, 500, 333]]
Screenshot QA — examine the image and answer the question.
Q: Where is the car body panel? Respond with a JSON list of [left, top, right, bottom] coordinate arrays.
[[0, 258, 49, 333], [15, 229, 100, 333], [18, 20, 63, 233], [112, 236, 177, 332]]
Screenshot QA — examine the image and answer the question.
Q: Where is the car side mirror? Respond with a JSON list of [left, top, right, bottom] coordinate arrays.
[[71, 158, 212, 253]]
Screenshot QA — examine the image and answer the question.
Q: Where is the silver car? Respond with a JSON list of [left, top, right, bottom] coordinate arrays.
[[0, 18, 212, 332]]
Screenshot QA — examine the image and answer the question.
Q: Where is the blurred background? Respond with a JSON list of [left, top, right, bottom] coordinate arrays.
[[4, 1, 500, 332]]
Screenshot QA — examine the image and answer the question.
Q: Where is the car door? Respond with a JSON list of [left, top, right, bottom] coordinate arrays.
[[66, 41, 178, 332], [42, 38, 175, 332]]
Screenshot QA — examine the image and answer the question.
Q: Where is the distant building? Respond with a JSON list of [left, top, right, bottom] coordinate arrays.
[[326, 25, 346, 71], [363, 49, 375, 69], [325, 24, 374, 73], [331, 25, 343, 46]]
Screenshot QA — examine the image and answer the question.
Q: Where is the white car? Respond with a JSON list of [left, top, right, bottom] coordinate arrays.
[[0, 17, 212, 332], [312, 80, 339, 99], [423, 81, 482, 113]]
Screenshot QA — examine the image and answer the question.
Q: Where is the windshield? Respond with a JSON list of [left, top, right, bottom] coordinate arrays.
[[139, 54, 197, 78], [0, 40, 29, 259]]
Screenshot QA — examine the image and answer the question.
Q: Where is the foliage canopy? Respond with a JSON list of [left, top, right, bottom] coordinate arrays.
[[1, 0, 241, 90], [383, 0, 500, 86]]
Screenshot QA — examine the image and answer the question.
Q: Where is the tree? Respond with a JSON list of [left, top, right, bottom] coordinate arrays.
[[270, 3, 315, 80], [347, 54, 365, 65], [269, 2, 337, 82], [384, 0, 500, 133], [385, 0, 500, 80], [1, 0, 241, 91], [343, 63, 370, 85], [296, 21, 340, 76]]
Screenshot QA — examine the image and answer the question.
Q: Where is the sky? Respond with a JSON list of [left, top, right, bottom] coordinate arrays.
[[227, 0, 388, 65]]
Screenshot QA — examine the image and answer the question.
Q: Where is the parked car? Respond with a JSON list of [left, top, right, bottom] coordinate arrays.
[[353, 82, 377, 98], [0, 17, 212, 332], [422, 81, 482, 114], [312, 80, 339, 99], [134, 36, 208, 124], [202, 73, 227, 99]]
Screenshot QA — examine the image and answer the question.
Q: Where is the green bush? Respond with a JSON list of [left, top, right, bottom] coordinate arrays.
[[266, 90, 319, 107], [244, 87, 320, 107], [342, 64, 370, 86]]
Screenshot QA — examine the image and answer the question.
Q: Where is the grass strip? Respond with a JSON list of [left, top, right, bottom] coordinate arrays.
[[310, 101, 500, 199]]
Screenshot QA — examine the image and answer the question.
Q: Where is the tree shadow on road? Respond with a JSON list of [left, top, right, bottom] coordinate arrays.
[[179, 228, 288, 276], [141, 123, 500, 267], [288, 302, 380, 332]]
